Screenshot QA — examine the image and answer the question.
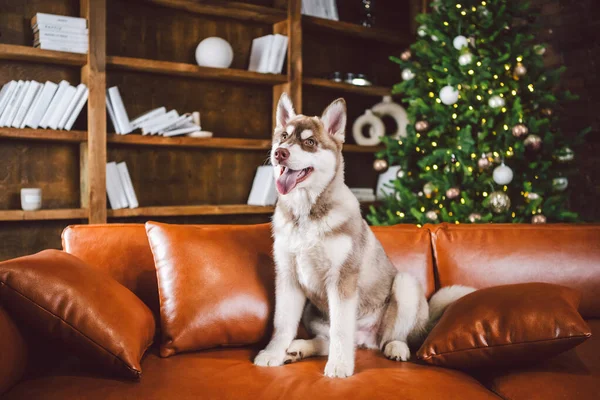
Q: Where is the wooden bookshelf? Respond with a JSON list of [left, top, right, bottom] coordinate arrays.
[[108, 204, 275, 218], [107, 134, 272, 150], [303, 77, 390, 97], [302, 16, 411, 46], [0, 209, 87, 221], [0, 128, 87, 143], [0, 44, 86, 67]]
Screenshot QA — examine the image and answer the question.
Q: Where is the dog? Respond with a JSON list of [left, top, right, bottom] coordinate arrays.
[[254, 93, 474, 378]]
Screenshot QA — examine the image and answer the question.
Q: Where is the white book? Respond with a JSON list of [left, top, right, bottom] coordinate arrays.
[[12, 81, 41, 128], [34, 23, 89, 35], [141, 110, 178, 135], [35, 31, 88, 42], [0, 81, 18, 118], [57, 83, 86, 129], [39, 80, 69, 128], [32, 13, 87, 30], [25, 81, 58, 129], [187, 131, 213, 138], [112, 162, 129, 209], [106, 94, 121, 134], [159, 114, 193, 135], [4, 81, 29, 127], [34, 42, 88, 54], [46, 84, 76, 130], [34, 37, 89, 49], [247, 166, 277, 206], [328, 0, 339, 21], [163, 125, 201, 137], [130, 107, 166, 129], [20, 83, 43, 128], [0, 80, 24, 126], [117, 162, 139, 209], [248, 35, 274, 73], [376, 166, 401, 200], [273, 34, 288, 74], [64, 87, 88, 131], [105, 162, 122, 210], [149, 111, 182, 135], [107, 86, 132, 134]]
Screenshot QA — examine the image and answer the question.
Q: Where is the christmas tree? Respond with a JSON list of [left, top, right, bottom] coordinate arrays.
[[368, 0, 588, 226]]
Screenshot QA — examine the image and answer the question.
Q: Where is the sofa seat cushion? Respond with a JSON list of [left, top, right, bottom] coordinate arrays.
[[4, 348, 499, 400], [476, 319, 600, 400]]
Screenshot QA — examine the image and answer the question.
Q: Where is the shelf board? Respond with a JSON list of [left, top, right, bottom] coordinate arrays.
[[143, 0, 287, 24], [344, 144, 383, 153], [302, 16, 410, 46], [0, 128, 87, 143], [0, 208, 87, 221], [304, 77, 390, 97], [0, 44, 86, 66], [108, 204, 275, 218], [107, 55, 288, 85], [107, 134, 272, 150]]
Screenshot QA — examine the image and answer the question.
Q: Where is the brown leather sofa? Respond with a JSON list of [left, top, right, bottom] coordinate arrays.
[[1, 223, 599, 399]]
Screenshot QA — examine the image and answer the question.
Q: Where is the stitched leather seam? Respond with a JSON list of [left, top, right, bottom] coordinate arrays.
[[0, 281, 148, 378], [422, 333, 591, 359]]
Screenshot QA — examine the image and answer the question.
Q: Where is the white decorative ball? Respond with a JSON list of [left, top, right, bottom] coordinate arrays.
[[402, 68, 416, 81], [439, 85, 459, 105], [493, 163, 514, 185], [195, 37, 234, 68], [418, 25, 427, 37], [431, 35, 439, 42], [553, 177, 569, 191], [458, 53, 473, 66], [488, 95, 505, 108], [453, 35, 469, 50], [426, 211, 438, 221]]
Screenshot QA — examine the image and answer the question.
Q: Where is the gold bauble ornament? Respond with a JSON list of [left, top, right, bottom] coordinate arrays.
[[425, 210, 438, 221], [373, 159, 389, 172], [415, 120, 429, 132], [532, 214, 547, 224], [468, 213, 482, 223], [524, 134, 542, 151], [477, 154, 491, 169], [513, 63, 527, 79], [488, 191, 511, 213], [446, 187, 461, 199], [512, 123, 529, 138], [400, 50, 412, 61]]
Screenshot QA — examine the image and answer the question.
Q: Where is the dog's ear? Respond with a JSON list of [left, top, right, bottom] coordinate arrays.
[[321, 98, 346, 142], [276, 93, 296, 129]]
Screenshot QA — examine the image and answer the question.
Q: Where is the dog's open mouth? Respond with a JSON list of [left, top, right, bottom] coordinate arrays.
[[276, 166, 314, 195]]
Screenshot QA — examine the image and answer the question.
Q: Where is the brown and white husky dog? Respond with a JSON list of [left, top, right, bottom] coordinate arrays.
[[254, 93, 474, 378]]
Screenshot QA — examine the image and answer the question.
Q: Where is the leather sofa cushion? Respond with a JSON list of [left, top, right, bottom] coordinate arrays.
[[3, 348, 499, 400], [418, 283, 591, 369], [62, 224, 158, 318], [431, 224, 600, 318], [0, 306, 27, 394], [0, 250, 155, 379], [475, 319, 600, 400]]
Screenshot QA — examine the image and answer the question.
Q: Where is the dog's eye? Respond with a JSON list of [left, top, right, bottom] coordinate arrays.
[[304, 138, 316, 147], [281, 133, 288, 140]]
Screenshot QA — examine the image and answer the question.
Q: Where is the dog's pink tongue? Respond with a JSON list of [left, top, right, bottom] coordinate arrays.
[[276, 168, 301, 195]]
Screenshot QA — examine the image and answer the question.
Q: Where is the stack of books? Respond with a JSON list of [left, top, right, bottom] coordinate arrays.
[[106, 161, 139, 210], [301, 0, 339, 20], [376, 166, 401, 200], [248, 34, 288, 74], [350, 188, 376, 203], [106, 86, 209, 137], [0, 80, 88, 130], [247, 166, 277, 206], [31, 13, 88, 54]]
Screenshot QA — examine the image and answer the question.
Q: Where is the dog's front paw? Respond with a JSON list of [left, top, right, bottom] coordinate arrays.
[[324, 359, 354, 378], [254, 350, 285, 367], [383, 340, 410, 361]]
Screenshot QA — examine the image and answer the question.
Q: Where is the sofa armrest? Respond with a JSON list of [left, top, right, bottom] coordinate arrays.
[[0, 304, 28, 394]]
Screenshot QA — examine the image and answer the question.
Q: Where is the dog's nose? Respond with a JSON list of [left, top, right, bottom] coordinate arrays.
[[274, 148, 290, 163]]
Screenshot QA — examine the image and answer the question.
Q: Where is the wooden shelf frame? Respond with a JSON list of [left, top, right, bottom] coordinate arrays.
[[0, 44, 87, 67], [303, 77, 390, 97], [108, 204, 275, 218], [0, 209, 87, 221]]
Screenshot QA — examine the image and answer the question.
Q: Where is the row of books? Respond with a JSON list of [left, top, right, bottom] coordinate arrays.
[[106, 161, 139, 210], [31, 13, 88, 54], [248, 34, 288, 74], [350, 188, 376, 202], [106, 86, 207, 137], [0, 80, 88, 130], [301, 0, 339, 21]]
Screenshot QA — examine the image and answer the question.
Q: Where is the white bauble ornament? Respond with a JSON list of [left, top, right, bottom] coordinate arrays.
[[493, 163, 514, 185], [488, 191, 511, 213], [439, 85, 459, 105], [431, 35, 439, 42], [532, 214, 547, 224], [195, 37, 234, 68], [488, 95, 505, 108], [371, 96, 408, 139], [426, 210, 438, 221], [418, 25, 427, 37], [453, 35, 469, 50], [534, 44, 546, 55], [402, 68, 415, 81], [458, 53, 473, 66], [352, 110, 385, 146], [423, 182, 436, 197], [553, 177, 569, 191]]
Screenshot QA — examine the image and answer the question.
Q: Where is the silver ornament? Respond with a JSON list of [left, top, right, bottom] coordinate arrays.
[[527, 192, 540, 200], [415, 120, 429, 132], [426, 210, 438, 221], [431, 35, 439, 42], [458, 53, 473, 66], [493, 163, 514, 185], [488, 95, 505, 108], [397, 168, 405, 179], [446, 187, 461, 199], [402, 68, 416, 81], [512, 124, 529, 138], [453, 35, 469, 50], [373, 159, 389, 172], [468, 213, 482, 223], [524, 135, 542, 151], [418, 25, 427, 37], [532, 214, 547, 224], [488, 191, 511, 213], [440, 86, 459, 105], [553, 177, 569, 191], [556, 147, 574, 162]]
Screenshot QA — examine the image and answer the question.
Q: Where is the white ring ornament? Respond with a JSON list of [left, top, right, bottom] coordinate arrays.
[[371, 96, 408, 139], [352, 110, 385, 146]]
